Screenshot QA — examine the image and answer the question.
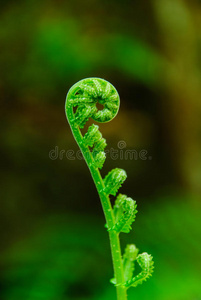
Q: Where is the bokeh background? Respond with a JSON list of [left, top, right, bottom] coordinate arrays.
[[1, 0, 201, 299]]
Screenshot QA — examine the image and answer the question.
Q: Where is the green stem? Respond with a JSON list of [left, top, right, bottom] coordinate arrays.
[[67, 115, 127, 300]]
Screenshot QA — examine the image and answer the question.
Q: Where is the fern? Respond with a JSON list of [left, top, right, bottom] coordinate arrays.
[[124, 253, 154, 288], [123, 244, 139, 282], [111, 194, 137, 233], [104, 168, 127, 196], [65, 78, 154, 300]]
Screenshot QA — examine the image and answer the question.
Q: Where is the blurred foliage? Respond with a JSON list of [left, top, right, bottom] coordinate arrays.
[[0, 0, 201, 299]]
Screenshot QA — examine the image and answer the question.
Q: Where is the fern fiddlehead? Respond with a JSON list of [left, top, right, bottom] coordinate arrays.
[[65, 78, 154, 300]]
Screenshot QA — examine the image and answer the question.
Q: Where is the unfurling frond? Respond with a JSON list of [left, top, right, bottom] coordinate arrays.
[[66, 77, 120, 125], [103, 169, 127, 196], [83, 124, 107, 169], [65, 78, 154, 298], [122, 244, 139, 282], [93, 151, 106, 169], [110, 194, 137, 233], [124, 253, 154, 288], [73, 105, 97, 128], [93, 137, 107, 152], [83, 124, 102, 147]]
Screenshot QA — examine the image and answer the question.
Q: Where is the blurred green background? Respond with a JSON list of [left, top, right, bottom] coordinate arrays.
[[1, 0, 201, 299]]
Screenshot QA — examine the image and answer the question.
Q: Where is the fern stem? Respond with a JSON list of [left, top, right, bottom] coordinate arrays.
[[67, 114, 127, 300]]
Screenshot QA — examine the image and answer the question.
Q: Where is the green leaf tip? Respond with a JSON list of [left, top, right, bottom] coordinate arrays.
[[123, 244, 139, 282], [83, 124, 107, 151], [82, 124, 107, 169], [111, 194, 137, 233], [124, 252, 154, 288], [104, 168, 127, 196], [93, 151, 106, 169], [83, 124, 101, 147]]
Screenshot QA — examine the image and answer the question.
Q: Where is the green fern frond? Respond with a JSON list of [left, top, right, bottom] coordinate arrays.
[[74, 105, 97, 128], [93, 79, 103, 97], [68, 97, 94, 105], [102, 82, 111, 99], [79, 84, 98, 97], [124, 253, 154, 288], [110, 194, 137, 233], [83, 124, 107, 169], [83, 124, 102, 147], [94, 109, 113, 122], [123, 244, 139, 282], [83, 124, 107, 155], [93, 138, 107, 152], [103, 169, 127, 196], [65, 78, 154, 300], [93, 151, 106, 169]]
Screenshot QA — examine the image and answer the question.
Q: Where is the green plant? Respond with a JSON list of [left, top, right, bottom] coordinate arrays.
[[65, 78, 154, 300]]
